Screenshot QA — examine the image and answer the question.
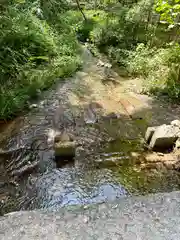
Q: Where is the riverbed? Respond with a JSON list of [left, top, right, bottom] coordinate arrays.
[[1, 47, 180, 215]]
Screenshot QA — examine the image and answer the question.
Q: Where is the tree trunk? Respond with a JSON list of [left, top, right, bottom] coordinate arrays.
[[75, 0, 87, 21]]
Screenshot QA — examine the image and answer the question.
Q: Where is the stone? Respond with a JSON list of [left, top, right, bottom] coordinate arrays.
[[174, 161, 180, 171], [83, 216, 89, 224], [163, 161, 174, 170], [103, 112, 119, 120], [157, 152, 164, 156], [104, 63, 112, 68], [97, 60, 105, 67], [84, 107, 97, 124], [76, 71, 88, 78], [171, 120, 180, 128], [3, 191, 180, 240], [149, 124, 180, 150], [175, 138, 180, 150], [54, 141, 76, 158], [145, 127, 157, 143], [29, 104, 38, 109], [155, 162, 167, 171]]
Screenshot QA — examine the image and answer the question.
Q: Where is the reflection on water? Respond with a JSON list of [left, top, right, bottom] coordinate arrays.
[[28, 168, 128, 210]]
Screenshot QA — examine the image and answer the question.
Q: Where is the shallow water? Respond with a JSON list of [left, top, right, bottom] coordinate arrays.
[[0, 47, 180, 215]]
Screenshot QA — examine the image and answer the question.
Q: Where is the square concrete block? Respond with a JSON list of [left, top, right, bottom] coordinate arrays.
[[149, 124, 180, 150], [145, 127, 157, 143]]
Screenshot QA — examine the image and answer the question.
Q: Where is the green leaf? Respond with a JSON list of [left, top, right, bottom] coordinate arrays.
[[173, 4, 180, 10], [14, 0, 26, 3], [29, 56, 49, 61]]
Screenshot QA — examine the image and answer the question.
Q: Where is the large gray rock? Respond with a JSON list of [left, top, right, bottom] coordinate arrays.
[[149, 124, 180, 150]]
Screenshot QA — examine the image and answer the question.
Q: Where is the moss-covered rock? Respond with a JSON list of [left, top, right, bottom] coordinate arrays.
[[54, 141, 76, 158]]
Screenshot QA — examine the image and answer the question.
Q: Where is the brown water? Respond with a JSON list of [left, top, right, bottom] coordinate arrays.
[[1, 47, 180, 215]]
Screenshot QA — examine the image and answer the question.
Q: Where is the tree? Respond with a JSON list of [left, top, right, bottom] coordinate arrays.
[[75, 0, 87, 21], [155, 0, 180, 25]]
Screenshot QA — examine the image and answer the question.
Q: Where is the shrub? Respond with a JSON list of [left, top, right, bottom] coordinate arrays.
[[0, 4, 82, 119], [128, 43, 180, 99]]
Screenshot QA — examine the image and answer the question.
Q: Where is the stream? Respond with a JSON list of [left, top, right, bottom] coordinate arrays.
[[1, 47, 180, 215]]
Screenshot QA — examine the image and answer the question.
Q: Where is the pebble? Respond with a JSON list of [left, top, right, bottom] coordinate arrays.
[[157, 152, 164, 156], [83, 216, 89, 224], [112, 204, 118, 209], [29, 104, 38, 109]]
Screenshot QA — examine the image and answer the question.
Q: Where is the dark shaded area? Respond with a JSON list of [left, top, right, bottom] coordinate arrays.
[[77, 18, 96, 42], [54, 155, 75, 168]]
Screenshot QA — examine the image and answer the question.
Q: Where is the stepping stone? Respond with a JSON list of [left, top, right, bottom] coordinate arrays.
[[54, 141, 76, 158]]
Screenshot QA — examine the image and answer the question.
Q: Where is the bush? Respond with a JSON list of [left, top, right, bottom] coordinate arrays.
[[75, 18, 96, 42], [128, 43, 180, 99], [0, 5, 82, 119]]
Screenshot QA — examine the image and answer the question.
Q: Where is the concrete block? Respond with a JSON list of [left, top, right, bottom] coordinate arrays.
[[149, 124, 180, 150], [145, 127, 157, 143]]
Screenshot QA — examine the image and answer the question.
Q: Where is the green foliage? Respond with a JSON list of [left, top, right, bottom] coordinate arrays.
[[155, 0, 180, 24], [128, 43, 157, 76], [40, 0, 69, 21], [128, 43, 180, 99], [1, 0, 180, 119], [76, 18, 96, 42], [85, 0, 180, 100], [89, 1, 155, 53], [0, 2, 81, 119]]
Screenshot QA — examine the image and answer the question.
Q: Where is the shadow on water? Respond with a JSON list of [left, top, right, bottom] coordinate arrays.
[[1, 47, 180, 214]]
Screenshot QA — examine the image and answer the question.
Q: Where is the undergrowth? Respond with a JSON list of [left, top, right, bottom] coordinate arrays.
[[1, 0, 180, 120], [127, 43, 180, 99], [0, 2, 82, 120]]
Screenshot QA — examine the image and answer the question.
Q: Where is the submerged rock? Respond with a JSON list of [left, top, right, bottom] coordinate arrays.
[[84, 106, 97, 124], [103, 112, 120, 120]]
